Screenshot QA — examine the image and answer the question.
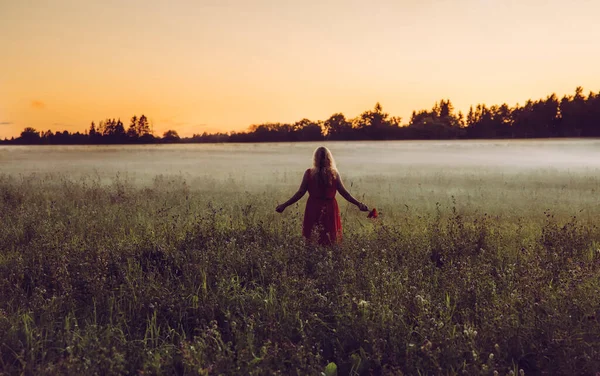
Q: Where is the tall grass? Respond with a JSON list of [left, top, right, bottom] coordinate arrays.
[[0, 172, 599, 375]]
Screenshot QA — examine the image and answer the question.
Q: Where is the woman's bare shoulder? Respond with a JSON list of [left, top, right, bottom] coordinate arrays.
[[303, 168, 312, 181]]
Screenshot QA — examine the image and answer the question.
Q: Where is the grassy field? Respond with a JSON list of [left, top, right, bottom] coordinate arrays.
[[1, 142, 600, 375]]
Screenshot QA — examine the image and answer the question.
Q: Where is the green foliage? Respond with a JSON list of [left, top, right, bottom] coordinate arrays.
[[324, 361, 338, 376], [0, 173, 599, 375]]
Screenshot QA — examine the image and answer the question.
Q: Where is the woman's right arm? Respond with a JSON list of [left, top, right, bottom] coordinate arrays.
[[336, 173, 368, 211], [276, 170, 309, 213]]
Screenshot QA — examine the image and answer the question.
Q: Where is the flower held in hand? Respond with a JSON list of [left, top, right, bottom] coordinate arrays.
[[367, 208, 378, 219]]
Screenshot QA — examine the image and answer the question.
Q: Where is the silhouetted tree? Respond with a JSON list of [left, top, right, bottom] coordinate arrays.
[[354, 102, 392, 139], [162, 130, 180, 143], [324, 113, 352, 140], [114, 119, 126, 138], [137, 115, 151, 137], [20, 127, 41, 144], [409, 100, 465, 139], [127, 116, 139, 139], [294, 119, 323, 141]]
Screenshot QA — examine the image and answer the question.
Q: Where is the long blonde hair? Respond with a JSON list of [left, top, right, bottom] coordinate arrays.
[[311, 146, 337, 186]]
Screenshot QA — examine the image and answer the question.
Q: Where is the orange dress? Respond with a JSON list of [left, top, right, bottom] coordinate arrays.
[[302, 169, 343, 245]]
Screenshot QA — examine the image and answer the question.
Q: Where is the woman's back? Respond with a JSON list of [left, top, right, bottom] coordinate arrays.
[[306, 168, 337, 200], [303, 168, 341, 244]]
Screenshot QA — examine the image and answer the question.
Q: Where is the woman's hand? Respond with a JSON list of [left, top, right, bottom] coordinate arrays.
[[358, 202, 369, 212], [275, 204, 287, 213]]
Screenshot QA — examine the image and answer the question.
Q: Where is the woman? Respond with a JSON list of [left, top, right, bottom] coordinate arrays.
[[276, 146, 369, 245]]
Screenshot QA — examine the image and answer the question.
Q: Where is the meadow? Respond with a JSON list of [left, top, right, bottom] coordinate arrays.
[[1, 141, 599, 375]]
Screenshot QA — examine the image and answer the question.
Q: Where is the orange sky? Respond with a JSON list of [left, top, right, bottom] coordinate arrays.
[[1, 0, 599, 139]]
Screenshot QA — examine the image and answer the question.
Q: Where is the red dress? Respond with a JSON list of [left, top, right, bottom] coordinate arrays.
[[302, 169, 342, 245]]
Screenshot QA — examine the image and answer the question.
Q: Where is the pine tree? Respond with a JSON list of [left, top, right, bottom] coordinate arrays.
[[127, 115, 139, 138], [137, 115, 150, 136]]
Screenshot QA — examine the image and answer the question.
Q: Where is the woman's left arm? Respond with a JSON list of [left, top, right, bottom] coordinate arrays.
[[276, 170, 309, 213], [336, 172, 368, 211]]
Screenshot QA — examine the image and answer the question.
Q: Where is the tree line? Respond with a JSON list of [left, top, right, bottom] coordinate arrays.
[[3, 87, 600, 145]]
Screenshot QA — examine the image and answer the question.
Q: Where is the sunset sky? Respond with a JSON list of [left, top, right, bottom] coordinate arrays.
[[1, 0, 599, 139]]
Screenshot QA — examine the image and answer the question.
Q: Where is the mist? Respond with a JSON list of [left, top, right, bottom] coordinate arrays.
[[2, 140, 599, 185]]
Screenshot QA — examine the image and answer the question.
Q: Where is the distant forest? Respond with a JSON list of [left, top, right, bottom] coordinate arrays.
[[3, 87, 600, 145]]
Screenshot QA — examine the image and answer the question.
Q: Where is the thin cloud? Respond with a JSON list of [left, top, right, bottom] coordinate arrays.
[[164, 122, 209, 129], [0, 121, 13, 125], [31, 100, 45, 109], [181, 123, 209, 130], [160, 117, 180, 124], [52, 122, 75, 128], [160, 118, 190, 128]]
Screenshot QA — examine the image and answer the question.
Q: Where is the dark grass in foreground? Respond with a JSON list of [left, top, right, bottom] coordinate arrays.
[[0, 175, 599, 375]]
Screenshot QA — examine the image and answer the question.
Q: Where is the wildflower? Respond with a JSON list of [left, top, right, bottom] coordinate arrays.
[[421, 339, 432, 351], [463, 326, 477, 339], [367, 208, 378, 218]]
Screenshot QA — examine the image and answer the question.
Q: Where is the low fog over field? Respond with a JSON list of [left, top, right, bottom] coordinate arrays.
[[2, 139, 599, 219], [2, 139, 600, 179]]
